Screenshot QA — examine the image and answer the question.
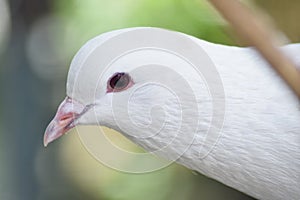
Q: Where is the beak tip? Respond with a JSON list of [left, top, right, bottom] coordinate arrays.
[[43, 133, 51, 147], [43, 125, 69, 147]]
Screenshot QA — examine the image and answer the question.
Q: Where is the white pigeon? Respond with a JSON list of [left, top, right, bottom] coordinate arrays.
[[44, 27, 300, 200]]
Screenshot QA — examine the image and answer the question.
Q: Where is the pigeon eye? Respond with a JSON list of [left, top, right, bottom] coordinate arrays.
[[107, 72, 132, 92]]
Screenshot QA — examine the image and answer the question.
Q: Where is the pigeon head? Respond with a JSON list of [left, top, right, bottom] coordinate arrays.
[[43, 27, 213, 159]]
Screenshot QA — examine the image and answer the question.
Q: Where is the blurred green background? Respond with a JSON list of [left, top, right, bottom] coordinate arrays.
[[0, 0, 299, 200]]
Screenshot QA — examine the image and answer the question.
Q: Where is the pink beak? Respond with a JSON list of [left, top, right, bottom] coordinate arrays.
[[43, 97, 86, 147]]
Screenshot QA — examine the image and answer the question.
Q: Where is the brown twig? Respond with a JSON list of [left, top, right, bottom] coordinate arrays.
[[208, 0, 300, 99]]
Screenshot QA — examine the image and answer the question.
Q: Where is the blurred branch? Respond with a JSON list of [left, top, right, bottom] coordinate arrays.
[[253, 0, 300, 42], [208, 0, 300, 99]]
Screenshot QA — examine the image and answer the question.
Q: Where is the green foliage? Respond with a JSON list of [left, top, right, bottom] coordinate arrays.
[[53, 0, 234, 46]]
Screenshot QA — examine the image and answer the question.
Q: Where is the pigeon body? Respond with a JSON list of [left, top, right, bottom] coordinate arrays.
[[44, 28, 300, 200]]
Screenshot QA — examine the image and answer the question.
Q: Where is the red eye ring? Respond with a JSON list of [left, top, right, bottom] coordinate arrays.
[[107, 72, 133, 93]]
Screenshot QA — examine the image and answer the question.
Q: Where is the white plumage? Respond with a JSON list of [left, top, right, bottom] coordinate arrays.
[[44, 27, 300, 200]]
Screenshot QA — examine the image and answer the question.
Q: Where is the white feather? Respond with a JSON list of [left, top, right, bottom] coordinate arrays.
[[66, 28, 300, 200]]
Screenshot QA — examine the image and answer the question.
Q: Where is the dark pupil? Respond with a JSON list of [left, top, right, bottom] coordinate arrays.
[[110, 73, 129, 89]]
